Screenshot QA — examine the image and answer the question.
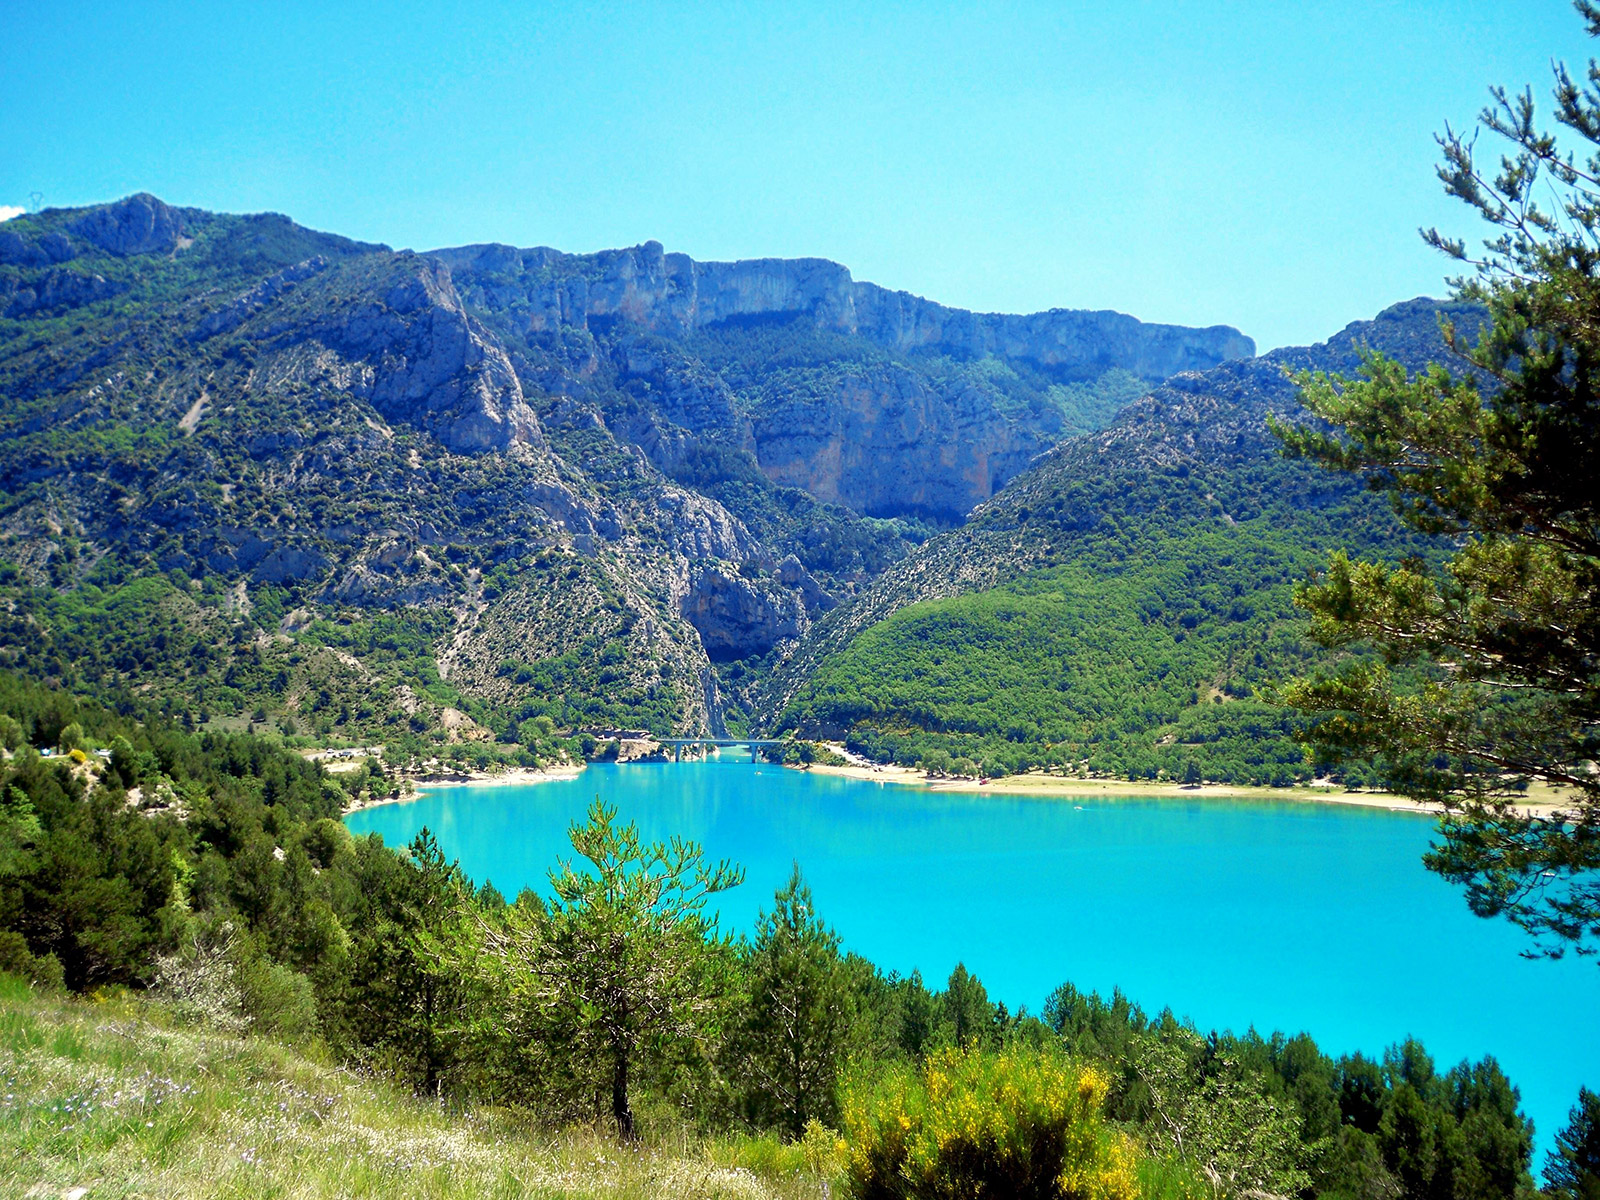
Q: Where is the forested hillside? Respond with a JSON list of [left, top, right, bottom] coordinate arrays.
[[767, 299, 1482, 782]]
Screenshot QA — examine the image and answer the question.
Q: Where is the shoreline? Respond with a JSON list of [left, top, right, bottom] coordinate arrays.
[[333, 752, 1575, 821], [342, 764, 585, 815], [792, 760, 1575, 817]]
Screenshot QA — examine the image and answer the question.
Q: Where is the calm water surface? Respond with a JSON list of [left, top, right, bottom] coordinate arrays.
[[347, 757, 1599, 1156]]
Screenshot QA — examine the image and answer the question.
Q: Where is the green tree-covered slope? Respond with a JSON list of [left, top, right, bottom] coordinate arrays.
[[766, 299, 1479, 782]]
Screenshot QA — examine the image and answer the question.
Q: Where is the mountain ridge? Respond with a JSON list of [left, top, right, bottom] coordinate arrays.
[[2, 192, 1409, 752], [429, 237, 1255, 378]]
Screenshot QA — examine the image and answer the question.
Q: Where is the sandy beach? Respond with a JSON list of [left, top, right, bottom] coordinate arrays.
[[793, 759, 1578, 817], [342, 763, 585, 814]]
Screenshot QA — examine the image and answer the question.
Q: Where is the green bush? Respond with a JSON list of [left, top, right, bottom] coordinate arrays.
[[842, 1045, 1139, 1200], [241, 957, 320, 1045], [0, 931, 64, 991]]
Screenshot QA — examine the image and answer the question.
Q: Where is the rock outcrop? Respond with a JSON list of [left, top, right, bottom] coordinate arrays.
[[776, 555, 833, 614], [349, 260, 544, 454], [70, 193, 185, 257], [2, 268, 121, 317], [234, 256, 545, 455], [750, 363, 1054, 518], [0, 229, 74, 267], [656, 487, 767, 563], [681, 567, 805, 660]]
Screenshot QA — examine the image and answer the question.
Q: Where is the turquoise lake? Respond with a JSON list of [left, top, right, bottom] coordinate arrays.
[[346, 757, 1600, 1156]]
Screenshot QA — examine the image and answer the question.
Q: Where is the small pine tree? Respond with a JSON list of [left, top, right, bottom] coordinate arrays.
[[479, 801, 742, 1139], [1547, 1088, 1600, 1200], [944, 962, 994, 1048], [735, 865, 854, 1137], [895, 969, 940, 1059]]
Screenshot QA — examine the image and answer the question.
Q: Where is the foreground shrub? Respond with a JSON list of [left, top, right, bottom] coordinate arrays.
[[152, 921, 319, 1044], [0, 930, 64, 991], [152, 922, 249, 1034], [241, 957, 320, 1045], [842, 1044, 1139, 1200]]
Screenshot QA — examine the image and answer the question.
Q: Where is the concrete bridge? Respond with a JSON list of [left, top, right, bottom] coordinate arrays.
[[658, 737, 786, 763]]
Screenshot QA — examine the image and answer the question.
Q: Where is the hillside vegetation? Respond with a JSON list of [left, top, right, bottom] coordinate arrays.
[[0, 974, 836, 1199], [783, 547, 1319, 784], [767, 300, 1475, 783]]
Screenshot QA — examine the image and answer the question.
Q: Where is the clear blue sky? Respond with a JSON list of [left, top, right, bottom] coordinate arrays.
[[1, 1, 1591, 349]]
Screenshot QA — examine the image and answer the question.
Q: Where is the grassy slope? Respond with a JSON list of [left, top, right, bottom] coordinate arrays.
[[0, 975, 833, 1200]]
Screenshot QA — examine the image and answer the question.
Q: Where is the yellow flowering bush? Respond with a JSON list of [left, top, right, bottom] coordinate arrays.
[[842, 1045, 1140, 1200]]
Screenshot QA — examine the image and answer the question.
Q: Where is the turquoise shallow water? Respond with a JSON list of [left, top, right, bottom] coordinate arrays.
[[347, 757, 1599, 1157]]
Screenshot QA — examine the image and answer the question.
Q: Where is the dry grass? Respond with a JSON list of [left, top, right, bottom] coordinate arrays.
[[0, 976, 833, 1199]]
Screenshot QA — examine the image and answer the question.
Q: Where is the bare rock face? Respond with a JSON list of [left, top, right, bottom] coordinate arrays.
[[847, 284, 1257, 377], [680, 566, 805, 660], [656, 487, 766, 563], [751, 363, 1051, 519], [195, 533, 332, 585], [301, 257, 544, 455], [70, 194, 184, 257], [521, 478, 624, 543], [776, 554, 833, 613], [366, 262, 543, 453], [0, 229, 74, 267]]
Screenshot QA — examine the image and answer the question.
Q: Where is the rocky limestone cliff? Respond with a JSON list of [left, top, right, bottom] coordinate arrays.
[[432, 240, 1254, 381], [342, 259, 544, 455], [69, 193, 187, 257], [680, 566, 806, 661], [435, 240, 1254, 521], [191, 253, 547, 455], [749, 362, 1051, 517], [1, 267, 121, 317]]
